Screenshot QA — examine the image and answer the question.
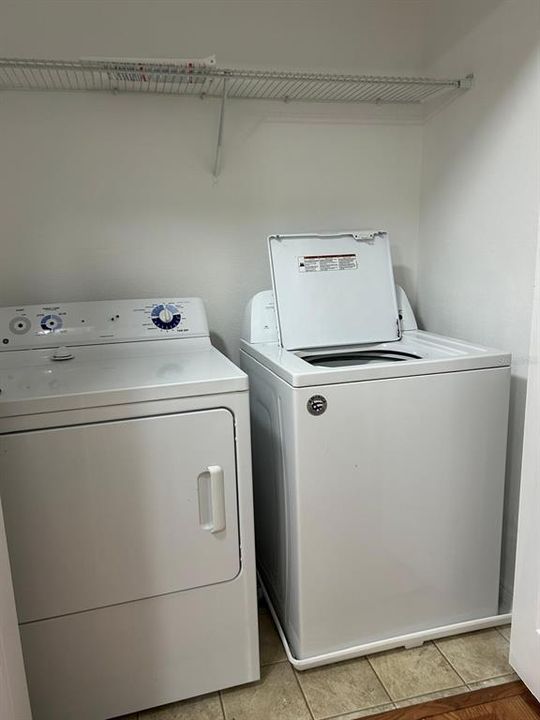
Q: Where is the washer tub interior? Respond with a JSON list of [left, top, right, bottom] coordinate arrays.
[[301, 349, 423, 367]]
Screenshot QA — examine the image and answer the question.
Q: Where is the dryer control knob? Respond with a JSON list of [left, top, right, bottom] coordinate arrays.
[[159, 308, 174, 324], [52, 346, 74, 361], [151, 303, 181, 330]]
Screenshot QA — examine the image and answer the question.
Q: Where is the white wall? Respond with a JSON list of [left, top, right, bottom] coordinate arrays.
[[0, 0, 538, 609], [0, 0, 428, 74], [418, 0, 540, 609], [0, 0, 425, 359]]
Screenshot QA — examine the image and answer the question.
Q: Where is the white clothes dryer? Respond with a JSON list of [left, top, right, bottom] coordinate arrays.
[[0, 297, 259, 719], [240, 231, 510, 670]]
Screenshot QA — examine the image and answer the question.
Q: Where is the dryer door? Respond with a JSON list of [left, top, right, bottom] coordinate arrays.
[[0, 409, 240, 623]]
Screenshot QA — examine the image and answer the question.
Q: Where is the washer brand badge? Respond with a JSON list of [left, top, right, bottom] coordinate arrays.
[[298, 254, 357, 273], [307, 395, 327, 416]]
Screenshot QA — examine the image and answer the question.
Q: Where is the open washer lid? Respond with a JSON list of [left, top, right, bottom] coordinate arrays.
[[268, 231, 400, 350]]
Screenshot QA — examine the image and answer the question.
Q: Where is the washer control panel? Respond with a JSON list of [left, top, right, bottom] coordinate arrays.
[[0, 298, 209, 350]]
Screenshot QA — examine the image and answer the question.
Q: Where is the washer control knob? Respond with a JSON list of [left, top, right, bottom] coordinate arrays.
[[52, 346, 74, 361]]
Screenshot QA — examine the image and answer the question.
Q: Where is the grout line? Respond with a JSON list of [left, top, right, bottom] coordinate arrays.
[[365, 654, 396, 703], [368, 642, 465, 702], [219, 690, 227, 720], [433, 633, 515, 688], [393, 686, 468, 708], [495, 626, 511, 643], [292, 665, 316, 720], [403, 689, 452, 705], [432, 639, 470, 685], [294, 659, 396, 720], [260, 657, 289, 667], [319, 702, 398, 720], [465, 671, 520, 690], [484, 671, 517, 681]]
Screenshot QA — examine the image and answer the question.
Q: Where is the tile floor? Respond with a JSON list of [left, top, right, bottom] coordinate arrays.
[[115, 609, 516, 720]]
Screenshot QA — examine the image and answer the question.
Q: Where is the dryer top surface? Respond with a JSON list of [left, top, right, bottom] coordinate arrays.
[[0, 296, 247, 419], [0, 339, 247, 419]]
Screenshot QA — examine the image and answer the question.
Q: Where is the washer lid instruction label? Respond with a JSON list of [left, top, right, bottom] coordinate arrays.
[[298, 253, 358, 273]]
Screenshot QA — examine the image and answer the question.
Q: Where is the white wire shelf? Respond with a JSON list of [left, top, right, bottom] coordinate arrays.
[[0, 58, 472, 105], [0, 57, 472, 176]]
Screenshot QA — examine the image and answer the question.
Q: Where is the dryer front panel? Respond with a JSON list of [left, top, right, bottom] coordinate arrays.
[[0, 409, 240, 623]]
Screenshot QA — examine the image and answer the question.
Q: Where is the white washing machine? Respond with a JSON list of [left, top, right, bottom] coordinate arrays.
[[240, 231, 511, 670], [0, 297, 259, 719]]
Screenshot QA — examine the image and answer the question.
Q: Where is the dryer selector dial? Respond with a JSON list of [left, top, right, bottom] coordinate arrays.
[[151, 303, 182, 330], [9, 316, 31, 335], [40, 314, 63, 333]]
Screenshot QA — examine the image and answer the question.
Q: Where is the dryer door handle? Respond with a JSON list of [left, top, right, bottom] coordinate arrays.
[[197, 465, 226, 534]]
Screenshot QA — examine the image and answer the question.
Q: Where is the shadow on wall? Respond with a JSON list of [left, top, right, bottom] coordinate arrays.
[[417, 0, 540, 613], [423, 0, 507, 66], [499, 372, 528, 613], [393, 264, 416, 306], [210, 331, 229, 357]]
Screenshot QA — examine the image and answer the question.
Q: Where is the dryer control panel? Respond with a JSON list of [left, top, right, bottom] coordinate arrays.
[[0, 297, 209, 350]]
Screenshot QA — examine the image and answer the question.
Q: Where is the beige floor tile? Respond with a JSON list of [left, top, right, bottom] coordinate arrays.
[[296, 657, 391, 719], [326, 704, 396, 719], [259, 609, 287, 666], [435, 629, 512, 683], [221, 662, 310, 720], [368, 643, 462, 702], [467, 672, 519, 691], [139, 692, 223, 719], [497, 624, 512, 642], [394, 685, 468, 708]]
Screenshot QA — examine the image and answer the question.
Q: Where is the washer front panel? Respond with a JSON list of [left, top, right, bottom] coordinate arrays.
[[0, 298, 209, 350]]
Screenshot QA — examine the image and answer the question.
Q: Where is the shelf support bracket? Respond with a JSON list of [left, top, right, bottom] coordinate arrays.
[[458, 74, 474, 90], [213, 77, 228, 178]]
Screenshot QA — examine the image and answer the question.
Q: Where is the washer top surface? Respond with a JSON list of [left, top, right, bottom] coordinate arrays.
[[240, 330, 511, 388], [0, 298, 246, 418]]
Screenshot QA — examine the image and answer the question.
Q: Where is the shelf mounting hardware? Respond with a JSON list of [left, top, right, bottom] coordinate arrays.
[[213, 77, 228, 178]]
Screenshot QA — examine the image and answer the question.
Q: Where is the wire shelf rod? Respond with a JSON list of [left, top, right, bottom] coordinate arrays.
[[0, 57, 469, 106]]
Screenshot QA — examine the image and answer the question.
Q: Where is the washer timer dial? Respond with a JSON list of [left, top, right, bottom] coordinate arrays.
[[151, 303, 181, 331]]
